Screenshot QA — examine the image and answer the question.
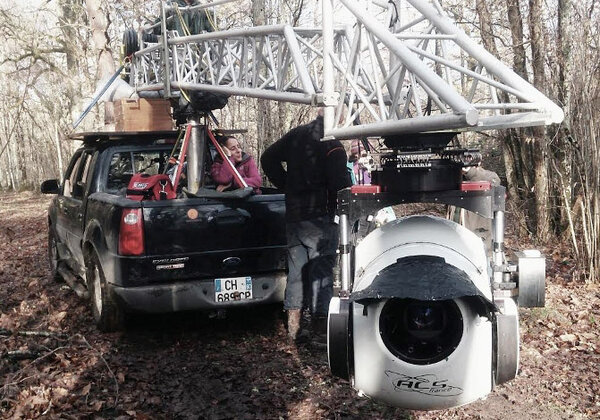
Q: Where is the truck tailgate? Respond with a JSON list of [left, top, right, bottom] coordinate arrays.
[[139, 195, 287, 278]]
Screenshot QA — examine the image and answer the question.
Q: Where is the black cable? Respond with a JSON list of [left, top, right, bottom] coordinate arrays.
[[388, 0, 399, 28]]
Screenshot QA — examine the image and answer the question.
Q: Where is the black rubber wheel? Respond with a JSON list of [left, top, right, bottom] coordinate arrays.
[[122, 28, 139, 57], [86, 253, 125, 332], [47, 229, 61, 281]]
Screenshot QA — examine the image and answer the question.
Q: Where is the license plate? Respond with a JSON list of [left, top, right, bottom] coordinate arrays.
[[214, 277, 252, 302]]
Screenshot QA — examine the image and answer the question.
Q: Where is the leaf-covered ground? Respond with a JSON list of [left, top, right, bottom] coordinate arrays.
[[0, 191, 598, 419]]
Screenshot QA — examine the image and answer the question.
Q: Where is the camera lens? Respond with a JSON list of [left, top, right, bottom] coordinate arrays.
[[406, 302, 444, 338], [379, 298, 463, 365]]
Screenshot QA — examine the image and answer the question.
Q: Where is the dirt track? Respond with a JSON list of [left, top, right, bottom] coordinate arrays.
[[1, 192, 599, 419]]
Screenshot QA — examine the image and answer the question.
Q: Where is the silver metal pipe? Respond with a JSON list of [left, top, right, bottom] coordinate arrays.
[[389, 0, 404, 116], [395, 15, 427, 33], [469, 112, 551, 131], [322, 0, 336, 129], [294, 27, 347, 36], [187, 118, 202, 193], [283, 25, 316, 95], [133, 44, 163, 57], [134, 84, 166, 92], [492, 210, 505, 283], [339, 214, 351, 292], [323, 112, 469, 140], [395, 33, 457, 40], [473, 103, 539, 110], [172, 82, 313, 103], [160, 2, 172, 97], [169, 25, 288, 44]]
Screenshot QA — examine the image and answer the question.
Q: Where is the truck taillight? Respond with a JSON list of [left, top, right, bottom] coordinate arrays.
[[119, 208, 145, 256]]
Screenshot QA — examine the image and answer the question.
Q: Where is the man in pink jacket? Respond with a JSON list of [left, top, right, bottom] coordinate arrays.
[[211, 136, 262, 194]]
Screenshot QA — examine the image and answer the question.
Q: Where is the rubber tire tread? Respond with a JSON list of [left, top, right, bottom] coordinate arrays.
[[47, 230, 61, 282], [87, 253, 125, 332]]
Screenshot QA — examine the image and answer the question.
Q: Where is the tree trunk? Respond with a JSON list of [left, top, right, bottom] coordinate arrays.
[[54, 120, 64, 178], [550, 0, 573, 233], [477, 0, 524, 225], [475, 0, 497, 55], [497, 0, 543, 235], [499, 0, 529, 204], [59, 0, 82, 72], [251, 0, 272, 166], [528, 0, 551, 241], [506, 0, 528, 79], [86, 0, 116, 126]]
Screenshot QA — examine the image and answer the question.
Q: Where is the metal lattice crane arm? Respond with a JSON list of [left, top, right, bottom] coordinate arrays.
[[129, 0, 564, 140]]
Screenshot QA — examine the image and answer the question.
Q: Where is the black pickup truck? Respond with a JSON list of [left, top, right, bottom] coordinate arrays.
[[41, 131, 287, 331]]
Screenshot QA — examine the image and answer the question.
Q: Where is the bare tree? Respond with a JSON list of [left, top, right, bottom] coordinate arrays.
[[548, 0, 575, 241], [86, 0, 116, 125]]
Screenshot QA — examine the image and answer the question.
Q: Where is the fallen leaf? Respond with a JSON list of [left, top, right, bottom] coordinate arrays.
[[81, 384, 91, 396], [52, 387, 69, 398], [559, 333, 577, 343], [147, 396, 161, 405]]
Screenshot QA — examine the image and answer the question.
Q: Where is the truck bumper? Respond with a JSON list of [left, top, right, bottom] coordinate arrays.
[[111, 272, 286, 313]]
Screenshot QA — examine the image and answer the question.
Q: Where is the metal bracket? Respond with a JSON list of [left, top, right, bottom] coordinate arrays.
[[311, 92, 340, 107]]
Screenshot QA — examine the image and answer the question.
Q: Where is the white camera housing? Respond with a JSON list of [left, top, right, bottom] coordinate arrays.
[[329, 215, 522, 410]]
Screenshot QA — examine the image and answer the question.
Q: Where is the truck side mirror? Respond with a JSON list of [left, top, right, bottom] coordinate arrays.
[[41, 179, 60, 194]]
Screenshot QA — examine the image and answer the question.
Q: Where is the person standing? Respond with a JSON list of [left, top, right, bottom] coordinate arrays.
[[261, 110, 352, 345], [348, 140, 372, 185]]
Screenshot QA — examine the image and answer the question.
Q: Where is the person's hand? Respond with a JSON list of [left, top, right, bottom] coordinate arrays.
[[216, 182, 232, 192]]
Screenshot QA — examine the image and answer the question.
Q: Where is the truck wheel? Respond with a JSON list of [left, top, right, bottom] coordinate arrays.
[[48, 230, 61, 281], [86, 253, 125, 332]]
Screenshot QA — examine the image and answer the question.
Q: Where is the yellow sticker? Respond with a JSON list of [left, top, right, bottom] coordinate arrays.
[[187, 209, 199, 220]]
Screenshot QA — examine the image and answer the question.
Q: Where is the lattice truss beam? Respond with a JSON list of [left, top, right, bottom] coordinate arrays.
[[130, 0, 563, 139], [132, 25, 339, 103]]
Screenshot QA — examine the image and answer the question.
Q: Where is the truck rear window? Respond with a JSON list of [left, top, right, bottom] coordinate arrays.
[[106, 150, 171, 193]]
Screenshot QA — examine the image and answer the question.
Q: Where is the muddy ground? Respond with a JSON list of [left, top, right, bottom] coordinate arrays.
[[0, 191, 599, 419]]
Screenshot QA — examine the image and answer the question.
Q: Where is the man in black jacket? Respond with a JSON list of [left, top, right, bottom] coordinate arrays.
[[261, 110, 352, 344]]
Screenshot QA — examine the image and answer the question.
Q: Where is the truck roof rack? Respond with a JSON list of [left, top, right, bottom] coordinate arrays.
[[68, 130, 179, 143]]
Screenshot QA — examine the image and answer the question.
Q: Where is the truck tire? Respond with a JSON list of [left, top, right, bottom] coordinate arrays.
[[86, 253, 124, 332], [48, 230, 61, 281]]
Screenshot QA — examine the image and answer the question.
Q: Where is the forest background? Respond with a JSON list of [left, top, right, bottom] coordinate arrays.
[[0, 0, 598, 281]]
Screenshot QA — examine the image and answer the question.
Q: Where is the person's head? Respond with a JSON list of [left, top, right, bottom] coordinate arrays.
[[219, 136, 243, 163], [350, 140, 371, 159]]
